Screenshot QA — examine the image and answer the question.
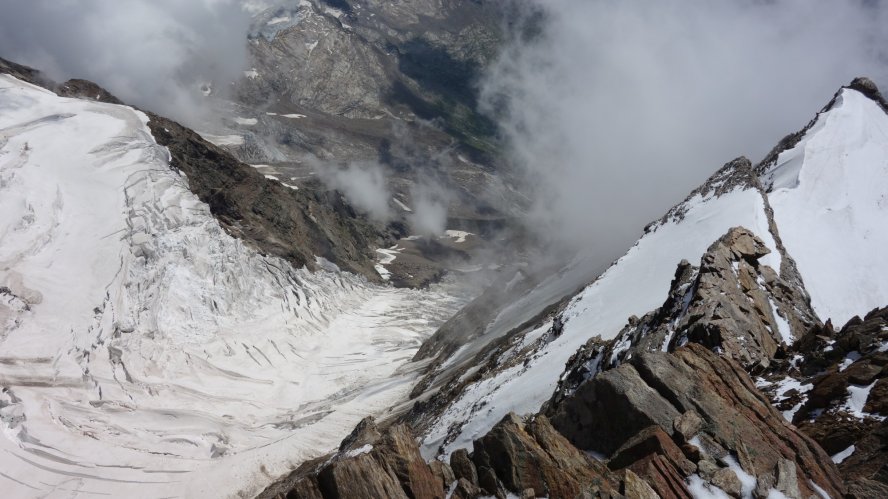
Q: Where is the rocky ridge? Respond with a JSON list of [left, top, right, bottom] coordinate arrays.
[[1, 57, 391, 280], [260, 79, 888, 498], [756, 307, 888, 497]]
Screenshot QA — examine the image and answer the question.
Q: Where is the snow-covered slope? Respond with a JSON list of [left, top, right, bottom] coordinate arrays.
[[417, 83, 888, 462], [761, 88, 888, 326], [419, 162, 783, 458], [0, 75, 464, 497]]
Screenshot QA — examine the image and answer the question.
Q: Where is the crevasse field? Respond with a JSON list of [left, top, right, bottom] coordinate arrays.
[[0, 75, 465, 498]]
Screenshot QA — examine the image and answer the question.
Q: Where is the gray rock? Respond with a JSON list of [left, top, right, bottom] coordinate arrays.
[[711, 468, 743, 498], [450, 448, 478, 486], [673, 411, 704, 442]]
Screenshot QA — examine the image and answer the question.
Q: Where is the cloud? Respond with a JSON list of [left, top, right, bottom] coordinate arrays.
[[481, 0, 888, 261], [409, 179, 452, 236], [0, 0, 252, 124], [316, 160, 394, 222]]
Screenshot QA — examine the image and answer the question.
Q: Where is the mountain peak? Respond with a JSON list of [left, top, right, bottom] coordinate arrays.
[[847, 76, 888, 112]]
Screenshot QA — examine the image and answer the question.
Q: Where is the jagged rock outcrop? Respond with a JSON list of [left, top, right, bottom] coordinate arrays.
[[549, 343, 845, 498], [550, 227, 819, 406], [259, 414, 620, 499], [756, 307, 888, 497], [471, 413, 619, 498]]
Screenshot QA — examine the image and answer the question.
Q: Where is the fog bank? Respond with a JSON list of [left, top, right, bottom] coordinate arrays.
[[481, 0, 888, 260]]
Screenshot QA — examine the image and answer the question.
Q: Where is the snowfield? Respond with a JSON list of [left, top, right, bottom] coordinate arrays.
[[762, 88, 888, 326], [0, 75, 465, 497]]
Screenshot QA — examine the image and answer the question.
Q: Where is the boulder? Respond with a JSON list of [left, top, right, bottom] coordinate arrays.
[[471, 413, 618, 498], [550, 344, 844, 498], [450, 448, 478, 486]]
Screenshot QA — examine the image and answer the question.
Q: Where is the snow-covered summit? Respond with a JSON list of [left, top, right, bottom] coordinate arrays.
[[759, 85, 888, 326]]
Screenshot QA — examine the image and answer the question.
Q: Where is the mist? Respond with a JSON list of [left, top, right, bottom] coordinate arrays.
[[314, 160, 394, 223], [409, 179, 452, 237], [0, 0, 251, 124], [482, 0, 888, 261]]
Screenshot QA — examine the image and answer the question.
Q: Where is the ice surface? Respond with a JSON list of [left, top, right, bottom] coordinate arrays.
[[0, 75, 465, 497], [197, 132, 245, 147], [763, 89, 888, 325]]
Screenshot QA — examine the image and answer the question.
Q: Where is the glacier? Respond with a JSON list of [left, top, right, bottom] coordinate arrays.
[[0, 75, 465, 497]]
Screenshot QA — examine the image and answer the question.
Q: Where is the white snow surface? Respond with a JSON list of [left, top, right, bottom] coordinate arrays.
[[422, 181, 781, 459], [767, 296, 794, 346], [722, 454, 757, 499], [234, 117, 258, 126], [393, 197, 412, 212], [197, 132, 245, 147], [831, 444, 855, 464], [844, 381, 882, 420], [0, 75, 465, 497], [763, 88, 888, 326], [442, 230, 473, 243], [687, 474, 731, 499]]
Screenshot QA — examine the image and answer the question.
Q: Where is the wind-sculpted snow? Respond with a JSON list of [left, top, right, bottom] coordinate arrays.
[[0, 75, 465, 497], [762, 88, 888, 326]]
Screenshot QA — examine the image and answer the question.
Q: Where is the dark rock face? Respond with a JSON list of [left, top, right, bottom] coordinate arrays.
[[260, 419, 440, 499], [0, 57, 50, 87], [145, 112, 387, 280], [549, 344, 845, 498], [607, 425, 695, 499], [56, 78, 124, 105]]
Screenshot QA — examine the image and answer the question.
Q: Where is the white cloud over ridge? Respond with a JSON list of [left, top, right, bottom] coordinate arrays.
[[0, 0, 252, 123], [481, 0, 888, 259]]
